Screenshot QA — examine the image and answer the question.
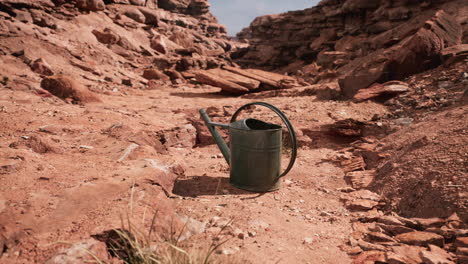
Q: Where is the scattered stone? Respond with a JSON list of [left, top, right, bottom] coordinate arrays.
[[395, 231, 445, 247], [178, 215, 206, 241], [9, 135, 61, 154], [45, 239, 109, 264], [0, 159, 21, 175], [247, 230, 256, 237], [122, 79, 132, 86], [217, 247, 239, 255], [117, 143, 139, 161], [79, 145, 93, 150], [248, 219, 269, 231]]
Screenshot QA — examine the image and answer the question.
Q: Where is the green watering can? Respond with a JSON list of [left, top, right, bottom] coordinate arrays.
[[199, 102, 297, 192]]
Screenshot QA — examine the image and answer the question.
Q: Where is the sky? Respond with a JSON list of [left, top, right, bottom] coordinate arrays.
[[210, 0, 320, 36]]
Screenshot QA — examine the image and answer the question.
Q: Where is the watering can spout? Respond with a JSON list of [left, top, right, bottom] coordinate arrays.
[[199, 109, 231, 165]]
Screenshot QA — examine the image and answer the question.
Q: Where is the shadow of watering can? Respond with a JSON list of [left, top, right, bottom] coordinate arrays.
[[199, 102, 297, 193]]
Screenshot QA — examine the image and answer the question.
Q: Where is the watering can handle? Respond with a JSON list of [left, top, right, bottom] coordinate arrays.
[[231, 102, 297, 179]]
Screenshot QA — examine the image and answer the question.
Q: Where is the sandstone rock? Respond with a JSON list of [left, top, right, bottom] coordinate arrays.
[[153, 56, 176, 70], [411, 217, 446, 229], [76, 0, 105, 11], [123, 8, 146, 23], [164, 69, 185, 82], [441, 44, 468, 60], [194, 70, 249, 94], [353, 81, 409, 102], [367, 232, 397, 243], [9, 135, 61, 154], [178, 215, 206, 241], [420, 245, 456, 264], [315, 82, 341, 100], [339, 10, 462, 98], [458, 255, 468, 264], [147, 170, 178, 196], [394, 215, 420, 229], [169, 30, 195, 49], [455, 237, 468, 248], [352, 250, 386, 264], [457, 247, 468, 256], [347, 190, 381, 201], [31, 58, 54, 76], [223, 66, 278, 88], [346, 199, 379, 211], [40, 76, 101, 103], [30, 9, 57, 28], [45, 239, 109, 264], [377, 223, 415, 236], [205, 68, 260, 90], [327, 119, 365, 137], [162, 124, 196, 148], [387, 245, 425, 264], [92, 28, 120, 45], [376, 215, 405, 226], [388, 11, 462, 80], [246, 68, 298, 88], [395, 231, 445, 247], [129, 0, 145, 6], [150, 35, 182, 54], [345, 170, 375, 189], [14, 10, 33, 23], [137, 7, 161, 25], [143, 68, 170, 81], [316, 51, 348, 68]]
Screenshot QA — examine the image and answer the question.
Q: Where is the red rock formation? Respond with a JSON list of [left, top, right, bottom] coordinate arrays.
[[236, 0, 468, 97]]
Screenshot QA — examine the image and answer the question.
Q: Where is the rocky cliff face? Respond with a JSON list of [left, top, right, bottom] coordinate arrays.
[[0, 0, 236, 90], [235, 0, 468, 97]]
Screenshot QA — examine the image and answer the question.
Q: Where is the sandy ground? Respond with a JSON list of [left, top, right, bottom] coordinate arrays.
[[0, 83, 388, 263]]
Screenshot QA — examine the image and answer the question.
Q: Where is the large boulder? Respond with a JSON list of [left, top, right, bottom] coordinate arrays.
[[75, 0, 105, 11], [339, 10, 462, 98], [40, 76, 101, 103], [194, 70, 250, 94], [91, 28, 120, 45], [150, 35, 182, 54]]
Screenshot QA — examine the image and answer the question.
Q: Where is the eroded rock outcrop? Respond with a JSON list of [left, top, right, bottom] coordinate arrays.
[[236, 0, 468, 97]]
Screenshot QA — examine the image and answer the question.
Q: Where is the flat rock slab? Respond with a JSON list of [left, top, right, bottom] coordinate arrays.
[[395, 231, 444, 247]]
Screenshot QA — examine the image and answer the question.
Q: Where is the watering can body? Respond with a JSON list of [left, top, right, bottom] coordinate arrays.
[[229, 119, 283, 192], [199, 102, 297, 193]]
